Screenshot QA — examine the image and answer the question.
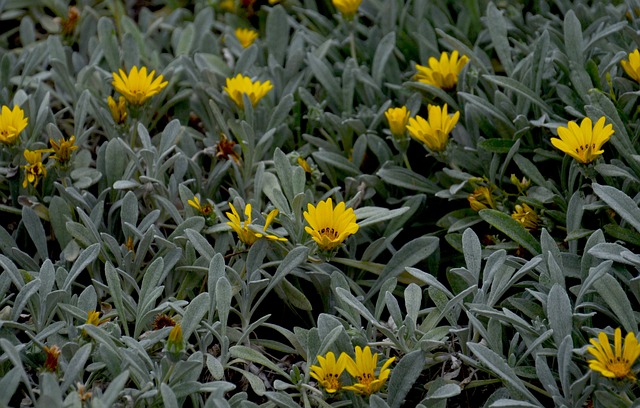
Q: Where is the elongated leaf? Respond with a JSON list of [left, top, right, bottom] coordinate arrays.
[[182, 292, 210, 340], [479, 209, 541, 255], [593, 183, 640, 233], [229, 345, 289, 378], [372, 32, 396, 84], [593, 273, 636, 333], [388, 349, 425, 408], [547, 284, 572, 346], [22, 206, 48, 260]]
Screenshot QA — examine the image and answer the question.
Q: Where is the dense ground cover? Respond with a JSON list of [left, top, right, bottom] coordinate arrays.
[[2, 0, 640, 406]]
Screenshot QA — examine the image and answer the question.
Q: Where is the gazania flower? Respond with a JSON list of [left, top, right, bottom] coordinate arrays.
[[511, 203, 539, 231], [223, 74, 273, 109], [226, 203, 287, 245], [297, 156, 312, 173], [153, 314, 176, 330], [332, 0, 362, 19], [587, 328, 640, 380], [167, 323, 184, 354], [468, 186, 495, 212], [125, 236, 135, 253], [310, 351, 348, 393], [85, 310, 100, 326], [551, 117, 613, 164], [49, 135, 78, 165], [188, 195, 214, 217], [43, 345, 61, 372], [384, 106, 410, 139], [22, 149, 47, 188], [216, 134, 241, 163], [60, 6, 80, 36], [406, 104, 459, 153], [107, 96, 127, 124], [0, 105, 28, 145], [414, 50, 469, 90], [343, 346, 395, 396], [112, 66, 168, 105], [303, 198, 359, 251], [621, 49, 640, 83], [235, 27, 258, 48]]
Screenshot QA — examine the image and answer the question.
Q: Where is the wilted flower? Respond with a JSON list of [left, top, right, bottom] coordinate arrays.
[[551, 117, 613, 164], [216, 134, 241, 163], [510, 174, 531, 193], [332, 0, 362, 19], [125, 236, 135, 253], [49, 135, 78, 165], [588, 328, 640, 380], [414, 50, 469, 90], [153, 314, 176, 330], [310, 351, 348, 393], [76, 383, 92, 403], [107, 96, 127, 124], [85, 310, 100, 326], [342, 346, 395, 396], [304, 198, 359, 251], [621, 49, 640, 83], [468, 186, 495, 212], [223, 74, 273, 109], [235, 27, 258, 48], [43, 345, 61, 372], [22, 149, 47, 188], [384, 106, 410, 139], [112, 66, 168, 105], [406, 104, 459, 153], [188, 195, 214, 217], [511, 203, 539, 231], [0, 105, 28, 145], [60, 6, 80, 36], [226, 203, 287, 245]]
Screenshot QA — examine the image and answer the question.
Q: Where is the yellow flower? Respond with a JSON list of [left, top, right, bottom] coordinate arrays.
[[188, 195, 214, 217], [621, 49, 640, 83], [235, 27, 258, 48], [167, 323, 184, 353], [49, 135, 78, 164], [551, 117, 613, 164], [384, 106, 410, 139], [22, 149, 47, 188], [415, 50, 469, 90], [406, 104, 459, 153], [309, 351, 348, 393], [107, 96, 127, 124], [0, 105, 28, 145], [343, 346, 395, 396], [332, 0, 362, 18], [85, 310, 100, 326], [468, 186, 495, 212], [223, 74, 273, 109], [588, 328, 640, 380], [297, 156, 312, 173], [226, 203, 287, 245], [303, 198, 359, 251], [43, 345, 61, 372], [112, 66, 168, 105], [511, 203, 539, 231], [219, 0, 235, 12]]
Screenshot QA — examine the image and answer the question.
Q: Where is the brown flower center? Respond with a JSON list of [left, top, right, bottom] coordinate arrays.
[[356, 372, 374, 386], [319, 227, 339, 240], [608, 357, 631, 378]]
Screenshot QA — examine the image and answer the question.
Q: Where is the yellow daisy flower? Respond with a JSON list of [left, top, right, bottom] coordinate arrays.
[[332, 0, 362, 19], [406, 104, 459, 153], [235, 27, 259, 48], [112, 66, 168, 105], [107, 95, 128, 124], [415, 50, 469, 90], [49, 135, 78, 165], [309, 351, 348, 393], [297, 156, 312, 173], [22, 149, 47, 188], [511, 203, 539, 231], [226, 203, 287, 245], [223, 74, 273, 109], [342, 346, 395, 396], [0, 105, 28, 145], [303, 198, 359, 251], [551, 117, 614, 164], [384, 106, 410, 139], [588, 328, 640, 380], [621, 49, 640, 83]]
